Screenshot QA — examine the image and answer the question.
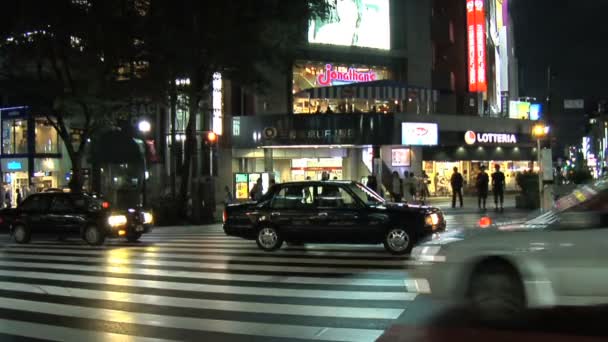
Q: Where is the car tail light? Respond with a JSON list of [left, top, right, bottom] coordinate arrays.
[[102, 201, 110, 209], [478, 216, 492, 228], [222, 209, 227, 223]]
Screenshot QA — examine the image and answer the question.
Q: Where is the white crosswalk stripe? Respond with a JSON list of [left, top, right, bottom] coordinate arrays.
[[0, 225, 419, 342]]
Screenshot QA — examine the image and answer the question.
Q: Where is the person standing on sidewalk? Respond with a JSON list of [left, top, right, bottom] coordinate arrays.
[[450, 167, 464, 208], [390, 171, 402, 202], [476, 165, 489, 211], [492, 164, 506, 212]]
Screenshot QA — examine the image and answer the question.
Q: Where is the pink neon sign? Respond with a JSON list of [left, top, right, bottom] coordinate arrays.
[[317, 64, 377, 87]]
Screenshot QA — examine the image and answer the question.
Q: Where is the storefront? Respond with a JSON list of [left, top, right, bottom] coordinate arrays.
[[0, 107, 66, 205], [232, 112, 537, 199]]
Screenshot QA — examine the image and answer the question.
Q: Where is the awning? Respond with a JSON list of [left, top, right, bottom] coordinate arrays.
[[295, 80, 438, 102]]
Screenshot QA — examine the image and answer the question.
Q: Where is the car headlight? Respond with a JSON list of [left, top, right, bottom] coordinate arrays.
[[108, 215, 127, 227], [143, 212, 153, 224], [425, 213, 440, 226]]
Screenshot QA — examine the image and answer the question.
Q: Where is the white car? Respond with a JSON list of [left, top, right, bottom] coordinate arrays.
[[411, 180, 608, 323]]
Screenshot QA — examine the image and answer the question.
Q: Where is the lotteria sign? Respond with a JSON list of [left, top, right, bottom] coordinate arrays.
[[466, 0, 487, 92], [465, 131, 516, 145], [317, 64, 377, 86]]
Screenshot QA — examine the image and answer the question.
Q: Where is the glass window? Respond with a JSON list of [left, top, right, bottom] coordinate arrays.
[[316, 185, 359, 209], [35, 120, 59, 153], [19, 194, 50, 211], [349, 182, 385, 206], [2, 119, 28, 154], [270, 185, 314, 209], [50, 195, 75, 212]]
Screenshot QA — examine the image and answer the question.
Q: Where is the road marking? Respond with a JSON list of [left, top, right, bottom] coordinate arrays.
[[0, 281, 405, 319], [0, 269, 417, 301], [0, 298, 385, 342]]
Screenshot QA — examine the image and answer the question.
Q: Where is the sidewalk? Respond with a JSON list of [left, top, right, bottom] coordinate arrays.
[[421, 194, 529, 215]]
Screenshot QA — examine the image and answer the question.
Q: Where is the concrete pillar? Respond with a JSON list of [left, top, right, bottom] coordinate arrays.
[[410, 146, 423, 176], [263, 148, 273, 172], [345, 148, 360, 181]]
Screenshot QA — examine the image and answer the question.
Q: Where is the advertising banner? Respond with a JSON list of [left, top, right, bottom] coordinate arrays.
[[308, 0, 390, 50], [391, 148, 411, 166], [401, 123, 439, 146], [466, 0, 487, 92]]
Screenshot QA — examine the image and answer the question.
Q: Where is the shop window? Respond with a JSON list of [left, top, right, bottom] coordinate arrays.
[[19, 194, 51, 211], [35, 120, 59, 153], [2, 119, 28, 154]]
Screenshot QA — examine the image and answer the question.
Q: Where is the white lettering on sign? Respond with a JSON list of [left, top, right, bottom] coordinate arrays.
[[464, 130, 517, 144]]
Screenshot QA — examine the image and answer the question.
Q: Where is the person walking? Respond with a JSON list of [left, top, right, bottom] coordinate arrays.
[[16, 188, 22, 206], [366, 175, 378, 194], [223, 185, 233, 205], [492, 164, 506, 212], [402, 172, 413, 202], [476, 165, 489, 210], [249, 178, 263, 201], [390, 171, 402, 202], [450, 167, 464, 208], [421, 170, 430, 199]]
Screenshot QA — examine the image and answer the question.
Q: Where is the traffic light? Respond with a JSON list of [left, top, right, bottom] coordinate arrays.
[[204, 131, 218, 145]]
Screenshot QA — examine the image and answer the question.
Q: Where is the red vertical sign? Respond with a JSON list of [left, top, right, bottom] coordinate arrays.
[[474, 0, 487, 92], [466, 0, 477, 92], [466, 0, 487, 93]]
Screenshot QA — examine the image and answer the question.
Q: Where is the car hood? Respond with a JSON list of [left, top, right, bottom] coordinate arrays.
[[376, 202, 438, 213]]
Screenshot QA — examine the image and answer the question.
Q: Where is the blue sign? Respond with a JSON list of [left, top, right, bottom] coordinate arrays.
[[529, 104, 542, 121], [7, 161, 22, 171]]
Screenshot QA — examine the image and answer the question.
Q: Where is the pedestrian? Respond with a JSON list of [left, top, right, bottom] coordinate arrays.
[[402, 172, 412, 202], [269, 178, 277, 188], [492, 164, 506, 212], [16, 188, 22, 205], [5, 189, 11, 208], [223, 185, 233, 205], [450, 166, 464, 208], [249, 178, 263, 201], [366, 175, 378, 194], [476, 165, 489, 210], [321, 171, 330, 181], [421, 170, 430, 199], [390, 171, 402, 202]]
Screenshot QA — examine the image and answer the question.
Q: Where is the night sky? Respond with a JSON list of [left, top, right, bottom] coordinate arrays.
[[512, 0, 608, 98]]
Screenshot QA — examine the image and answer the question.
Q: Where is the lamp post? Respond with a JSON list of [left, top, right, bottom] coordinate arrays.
[[532, 123, 549, 209], [138, 119, 151, 207]]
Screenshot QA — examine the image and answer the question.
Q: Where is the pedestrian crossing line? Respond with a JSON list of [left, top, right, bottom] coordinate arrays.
[[6, 244, 410, 259], [0, 269, 416, 301], [0, 298, 386, 342], [0, 281, 405, 320], [0, 318, 175, 342], [0, 252, 417, 272], [1, 247, 418, 266], [0, 260, 408, 287]]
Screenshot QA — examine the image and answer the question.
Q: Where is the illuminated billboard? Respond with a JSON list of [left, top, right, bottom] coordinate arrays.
[[391, 148, 411, 167], [308, 0, 390, 50], [401, 123, 438, 146], [467, 0, 487, 92]]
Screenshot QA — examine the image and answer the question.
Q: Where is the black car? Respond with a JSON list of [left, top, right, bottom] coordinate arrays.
[[223, 181, 446, 254], [0, 192, 154, 245]]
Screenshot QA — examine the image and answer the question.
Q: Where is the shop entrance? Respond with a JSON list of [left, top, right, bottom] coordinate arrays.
[[291, 158, 343, 181], [3, 171, 29, 207]]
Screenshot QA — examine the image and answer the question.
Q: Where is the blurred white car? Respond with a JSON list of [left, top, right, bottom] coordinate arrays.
[[411, 180, 608, 323]]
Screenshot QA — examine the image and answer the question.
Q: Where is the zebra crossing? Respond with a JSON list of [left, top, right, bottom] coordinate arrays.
[[0, 225, 421, 342]]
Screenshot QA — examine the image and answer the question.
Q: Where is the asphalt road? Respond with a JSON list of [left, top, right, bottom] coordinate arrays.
[[0, 210, 605, 342]]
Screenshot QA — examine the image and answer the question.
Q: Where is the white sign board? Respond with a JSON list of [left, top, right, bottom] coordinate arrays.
[[564, 99, 584, 109]]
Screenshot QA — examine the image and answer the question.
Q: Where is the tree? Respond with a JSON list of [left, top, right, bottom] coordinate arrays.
[[143, 0, 333, 216], [0, 0, 149, 191]]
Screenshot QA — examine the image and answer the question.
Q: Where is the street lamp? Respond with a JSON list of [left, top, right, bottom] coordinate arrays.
[[138, 119, 151, 134], [532, 123, 550, 209]]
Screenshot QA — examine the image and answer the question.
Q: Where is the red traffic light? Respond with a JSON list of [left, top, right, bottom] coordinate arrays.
[[206, 131, 218, 143]]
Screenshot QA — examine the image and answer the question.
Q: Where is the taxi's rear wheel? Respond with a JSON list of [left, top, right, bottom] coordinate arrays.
[[13, 224, 31, 244], [256, 226, 283, 251], [126, 232, 142, 242], [83, 225, 106, 246], [383, 228, 413, 255], [468, 261, 525, 325]]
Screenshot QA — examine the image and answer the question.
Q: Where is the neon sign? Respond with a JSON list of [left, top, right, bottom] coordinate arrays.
[[465, 131, 516, 144], [466, 0, 487, 92], [317, 64, 377, 86], [7, 161, 22, 170]]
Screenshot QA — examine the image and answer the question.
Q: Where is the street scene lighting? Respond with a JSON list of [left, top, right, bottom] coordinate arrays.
[[138, 119, 151, 133]]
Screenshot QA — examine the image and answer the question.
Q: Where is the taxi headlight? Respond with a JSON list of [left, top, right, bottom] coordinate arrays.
[[425, 213, 440, 226], [108, 215, 127, 227], [143, 212, 153, 224]]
